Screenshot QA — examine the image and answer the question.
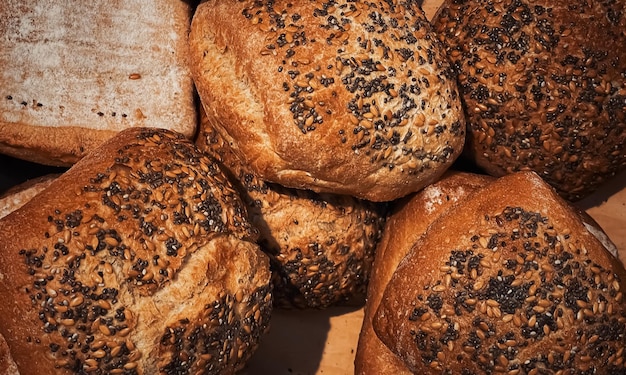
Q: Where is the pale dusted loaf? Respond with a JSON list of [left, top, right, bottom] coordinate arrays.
[[432, 0, 626, 201], [196, 107, 386, 308], [0, 0, 197, 167], [355, 171, 492, 374], [0, 128, 272, 375], [0, 173, 59, 219], [373, 172, 626, 374], [189, 0, 465, 201]]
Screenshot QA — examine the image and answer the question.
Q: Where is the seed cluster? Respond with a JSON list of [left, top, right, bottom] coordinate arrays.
[[395, 206, 626, 373], [240, 0, 464, 173], [433, 0, 626, 200], [16, 128, 271, 374]]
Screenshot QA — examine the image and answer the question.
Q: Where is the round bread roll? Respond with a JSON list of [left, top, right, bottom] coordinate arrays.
[[196, 107, 386, 309], [373, 171, 626, 373], [0, 128, 272, 375], [188, 0, 466, 202], [355, 171, 493, 374], [432, 0, 626, 201]]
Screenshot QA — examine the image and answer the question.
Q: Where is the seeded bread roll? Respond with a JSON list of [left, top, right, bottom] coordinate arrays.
[[196, 107, 386, 309], [0, 174, 60, 219], [0, 0, 197, 167], [354, 171, 492, 374], [188, 0, 466, 202], [432, 0, 626, 201], [0, 128, 272, 375], [373, 172, 626, 374]]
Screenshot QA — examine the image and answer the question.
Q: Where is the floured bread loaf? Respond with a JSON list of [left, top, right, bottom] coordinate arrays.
[[432, 0, 626, 201], [0, 0, 197, 167], [196, 107, 386, 309], [0, 128, 272, 374], [373, 172, 626, 373], [0, 174, 59, 219], [189, 0, 465, 201], [355, 171, 492, 374]]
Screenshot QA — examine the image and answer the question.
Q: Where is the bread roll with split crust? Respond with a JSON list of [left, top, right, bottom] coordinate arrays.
[[0, 128, 272, 375], [355, 171, 493, 374], [189, 0, 465, 201], [0, 0, 197, 166], [373, 172, 626, 374]]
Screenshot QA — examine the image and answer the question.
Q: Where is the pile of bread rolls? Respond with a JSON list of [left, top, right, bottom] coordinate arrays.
[[0, 0, 624, 374]]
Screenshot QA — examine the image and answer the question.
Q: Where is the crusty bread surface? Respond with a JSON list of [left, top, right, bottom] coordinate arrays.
[[432, 0, 626, 201], [0, 174, 60, 219], [196, 107, 386, 309], [189, 0, 466, 201], [0, 128, 272, 375], [0, 333, 19, 375], [354, 171, 492, 374], [0, 0, 197, 167], [373, 172, 626, 373]]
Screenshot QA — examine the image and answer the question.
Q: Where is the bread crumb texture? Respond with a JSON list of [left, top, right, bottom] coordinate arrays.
[[433, 0, 626, 201], [0, 128, 272, 374]]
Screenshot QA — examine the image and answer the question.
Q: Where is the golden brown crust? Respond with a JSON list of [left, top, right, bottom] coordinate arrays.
[[189, 0, 465, 201], [354, 171, 492, 374], [432, 0, 626, 201], [196, 107, 386, 308], [373, 172, 626, 373], [0, 128, 272, 374], [0, 0, 197, 167], [0, 333, 19, 375]]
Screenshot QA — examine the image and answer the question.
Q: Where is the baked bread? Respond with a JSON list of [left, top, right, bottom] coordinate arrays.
[[432, 0, 626, 201], [0, 174, 60, 219], [196, 107, 386, 309], [0, 333, 18, 375], [0, 128, 272, 374], [188, 0, 466, 202], [0, 0, 197, 167], [373, 171, 626, 373], [355, 171, 492, 374]]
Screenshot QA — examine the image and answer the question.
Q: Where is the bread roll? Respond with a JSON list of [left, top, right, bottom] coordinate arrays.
[[355, 172, 492, 374], [0, 128, 272, 374], [0, 174, 60, 219], [432, 0, 626, 201], [188, 0, 465, 201], [373, 171, 626, 373], [196, 107, 386, 309], [0, 0, 197, 167]]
